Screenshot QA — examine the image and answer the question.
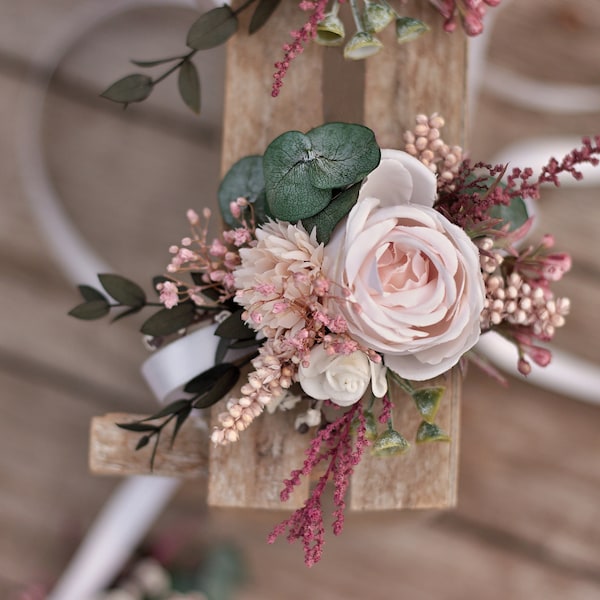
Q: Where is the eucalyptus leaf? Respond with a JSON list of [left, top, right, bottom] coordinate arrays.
[[249, 0, 282, 34], [263, 131, 330, 221], [263, 123, 380, 222], [184, 363, 239, 394], [214, 309, 256, 340], [187, 6, 238, 50], [78, 285, 107, 303], [305, 122, 380, 189], [68, 300, 110, 320], [140, 302, 196, 336], [416, 421, 451, 443], [178, 60, 201, 113], [488, 195, 529, 232], [218, 156, 266, 227], [100, 74, 153, 104], [301, 181, 361, 244], [371, 428, 410, 456], [98, 274, 146, 307], [412, 386, 445, 424], [193, 364, 241, 409]]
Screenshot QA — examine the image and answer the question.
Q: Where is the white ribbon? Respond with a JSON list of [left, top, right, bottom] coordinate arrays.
[[141, 322, 220, 404]]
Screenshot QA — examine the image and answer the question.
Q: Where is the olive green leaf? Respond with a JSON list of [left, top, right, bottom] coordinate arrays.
[[215, 309, 256, 340], [249, 0, 282, 34], [301, 181, 361, 244], [178, 60, 201, 114], [77, 285, 107, 303], [68, 299, 110, 320], [98, 274, 146, 307], [218, 156, 266, 227], [140, 302, 196, 336], [371, 428, 410, 456], [100, 74, 153, 104], [187, 6, 238, 50]]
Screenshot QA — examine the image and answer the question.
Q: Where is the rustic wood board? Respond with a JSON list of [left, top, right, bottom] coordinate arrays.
[[90, 412, 209, 478], [207, 0, 324, 509]]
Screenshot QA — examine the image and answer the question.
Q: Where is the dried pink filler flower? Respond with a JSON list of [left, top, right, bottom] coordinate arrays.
[[268, 402, 368, 566]]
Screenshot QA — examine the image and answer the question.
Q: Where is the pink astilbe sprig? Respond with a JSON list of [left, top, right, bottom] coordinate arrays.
[[537, 135, 600, 186], [268, 401, 368, 566], [271, 0, 330, 98]]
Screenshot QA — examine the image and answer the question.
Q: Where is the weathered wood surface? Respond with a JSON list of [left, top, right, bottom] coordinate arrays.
[[2, 0, 600, 598], [90, 413, 209, 478], [208, 0, 324, 509]]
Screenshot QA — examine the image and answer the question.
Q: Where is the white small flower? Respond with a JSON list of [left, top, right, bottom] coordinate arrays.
[[295, 408, 323, 430], [298, 344, 387, 407]]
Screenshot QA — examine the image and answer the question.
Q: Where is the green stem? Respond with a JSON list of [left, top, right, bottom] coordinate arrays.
[[349, 0, 365, 31], [152, 50, 196, 86]]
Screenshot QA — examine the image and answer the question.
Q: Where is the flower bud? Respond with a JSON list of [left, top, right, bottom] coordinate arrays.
[[395, 16, 429, 44], [344, 31, 383, 60], [316, 13, 345, 46], [363, 1, 395, 33]]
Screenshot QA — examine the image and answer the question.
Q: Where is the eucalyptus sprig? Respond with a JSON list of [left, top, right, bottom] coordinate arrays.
[[386, 370, 450, 444], [118, 362, 241, 469], [68, 273, 205, 337], [100, 0, 282, 113]]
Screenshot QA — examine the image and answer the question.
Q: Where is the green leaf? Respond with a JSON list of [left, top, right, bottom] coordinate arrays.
[[416, 421, 451, 443], [301, 181, 361, 244], [142, 399, 192, 421], [263, 131, 330, 221], [371, 429, 410, 456], [117, 422, 159, 433], [78, 285, 107, 302], [186, 6, 238, 50], [178, 60, 201, 114], [412, 386, 445, 424], [488, 195, 529, 232], [68, 300, 110, 320], [136, 435, 151, 450], [218, 156, 267, 227], [305, 123, 380, 189], [249, 0, 282, 34], [214, 336, 230, 365], [171, 404, 192, 448], [193, 364, 241, 409], [140, 302, 196, 336], [130, 55, 182, 67], [100, 74, 153, 104], [111, 305, 143, 323], [98, 274, 146, 307], [214, 309, 256, 340], [184, 363, 239, 395], [263, 123, 380, 222]]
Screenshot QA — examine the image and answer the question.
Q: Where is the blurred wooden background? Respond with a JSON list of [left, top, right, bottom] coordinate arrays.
[[1, 0, 599, 598]]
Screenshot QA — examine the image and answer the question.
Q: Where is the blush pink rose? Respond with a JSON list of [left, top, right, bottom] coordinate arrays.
[[324, 194, 485, 380]]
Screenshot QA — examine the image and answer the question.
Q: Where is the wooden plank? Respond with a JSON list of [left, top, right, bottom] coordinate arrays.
[[207, 0, 324, 509], [350, 2, 467, 509], [90, 412, 208, 478]]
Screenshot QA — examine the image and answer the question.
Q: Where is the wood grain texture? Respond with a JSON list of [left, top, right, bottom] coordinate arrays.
[[351, 369, 461, 510], [206, 0, 324, 509], [364, 1, 467, 147], [90, 412, 208, 478]]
